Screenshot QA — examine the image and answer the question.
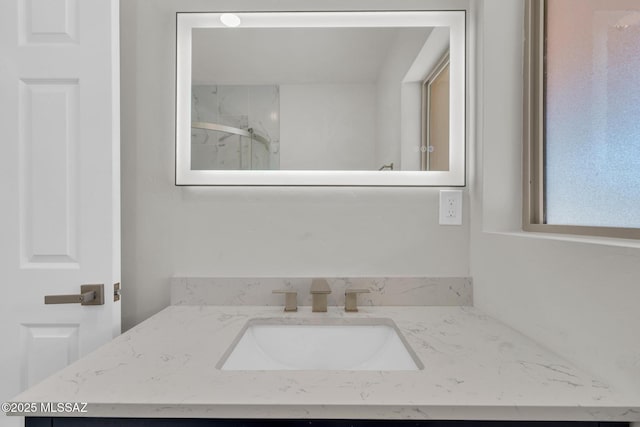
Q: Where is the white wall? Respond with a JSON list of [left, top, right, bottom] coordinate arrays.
[[399, 82, 422, 171], [375, 28, 432, 169], [120, 0, 471, 331], [472, 0, 640, 395], [280, 84, 376, 170]]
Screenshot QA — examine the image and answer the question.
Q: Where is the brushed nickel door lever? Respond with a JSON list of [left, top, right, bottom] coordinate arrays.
[[44, 284, 105, 306]]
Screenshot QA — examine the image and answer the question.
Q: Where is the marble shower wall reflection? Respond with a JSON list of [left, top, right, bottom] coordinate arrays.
[[191, 85, 280, 170]]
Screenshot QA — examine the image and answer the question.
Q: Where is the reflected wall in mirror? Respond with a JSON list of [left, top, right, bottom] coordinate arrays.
[[176, 11, 466, 186], [421, 53, 450, 171]]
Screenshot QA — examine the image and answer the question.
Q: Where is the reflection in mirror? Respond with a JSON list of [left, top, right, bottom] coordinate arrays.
[[191, 86, 280, 171], [190, 27, 447, 172], [421, 53, 450, 171], [176, 12, 466, 186]]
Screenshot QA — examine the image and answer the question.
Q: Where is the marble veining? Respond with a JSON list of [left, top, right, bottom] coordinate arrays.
[[171, 277, 473, 307], [191, 85, 279, 170], [10, 306, 640, 421]]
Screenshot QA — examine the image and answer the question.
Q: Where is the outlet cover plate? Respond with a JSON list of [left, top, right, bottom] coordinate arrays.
[[439, 190, 463, 225]]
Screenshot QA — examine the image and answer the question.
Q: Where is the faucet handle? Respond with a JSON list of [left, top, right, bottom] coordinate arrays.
[[273, 290, 298, 312], [344, 288, 370, 312]]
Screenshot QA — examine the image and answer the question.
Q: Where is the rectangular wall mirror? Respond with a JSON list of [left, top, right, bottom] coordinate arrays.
[[176, 11, 466, 186]]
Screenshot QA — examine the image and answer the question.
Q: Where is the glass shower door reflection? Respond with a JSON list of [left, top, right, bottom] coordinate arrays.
[[191, 122, 274, 171]]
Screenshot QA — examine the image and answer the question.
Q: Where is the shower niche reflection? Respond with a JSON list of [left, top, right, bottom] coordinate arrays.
[[191, 85, 280, 171]]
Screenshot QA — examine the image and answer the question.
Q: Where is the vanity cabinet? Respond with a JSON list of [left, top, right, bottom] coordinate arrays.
[[25, 419, 629, 427]]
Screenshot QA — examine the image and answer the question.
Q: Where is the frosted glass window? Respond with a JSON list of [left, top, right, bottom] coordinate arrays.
[[545, 0, 640, 228]]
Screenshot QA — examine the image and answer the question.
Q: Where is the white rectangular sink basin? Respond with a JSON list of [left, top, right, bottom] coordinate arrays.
[[218, 318, 423, 371]]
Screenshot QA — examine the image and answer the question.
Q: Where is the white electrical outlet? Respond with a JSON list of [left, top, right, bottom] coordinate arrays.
[[439, 190, 463, 225]]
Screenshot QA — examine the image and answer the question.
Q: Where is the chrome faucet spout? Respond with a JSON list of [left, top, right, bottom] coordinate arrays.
[[310, 278, 331, 312]]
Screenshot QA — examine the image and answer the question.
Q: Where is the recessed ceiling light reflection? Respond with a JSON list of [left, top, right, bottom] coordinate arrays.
[[220, 13, 241, 28]]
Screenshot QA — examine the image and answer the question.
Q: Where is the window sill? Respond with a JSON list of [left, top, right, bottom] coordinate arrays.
[[483, 230, 640, 250]]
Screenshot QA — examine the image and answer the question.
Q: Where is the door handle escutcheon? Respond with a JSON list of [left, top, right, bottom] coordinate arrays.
[[44, 284, 105, 306]]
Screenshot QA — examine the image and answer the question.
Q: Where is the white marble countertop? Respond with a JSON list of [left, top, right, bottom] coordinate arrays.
[[10, 306, 640, 421]]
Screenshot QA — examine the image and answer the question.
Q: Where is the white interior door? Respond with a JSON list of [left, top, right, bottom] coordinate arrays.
[[0, 1, 120, 426]]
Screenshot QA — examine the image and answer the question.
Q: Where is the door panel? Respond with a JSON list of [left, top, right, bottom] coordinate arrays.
[[19, 0, 79, 45], [19, 324, 79, 390], [19, 79, 79, 267]]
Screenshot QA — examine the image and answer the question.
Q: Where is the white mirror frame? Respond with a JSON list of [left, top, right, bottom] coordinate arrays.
[[176, 11, 466, 186]]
